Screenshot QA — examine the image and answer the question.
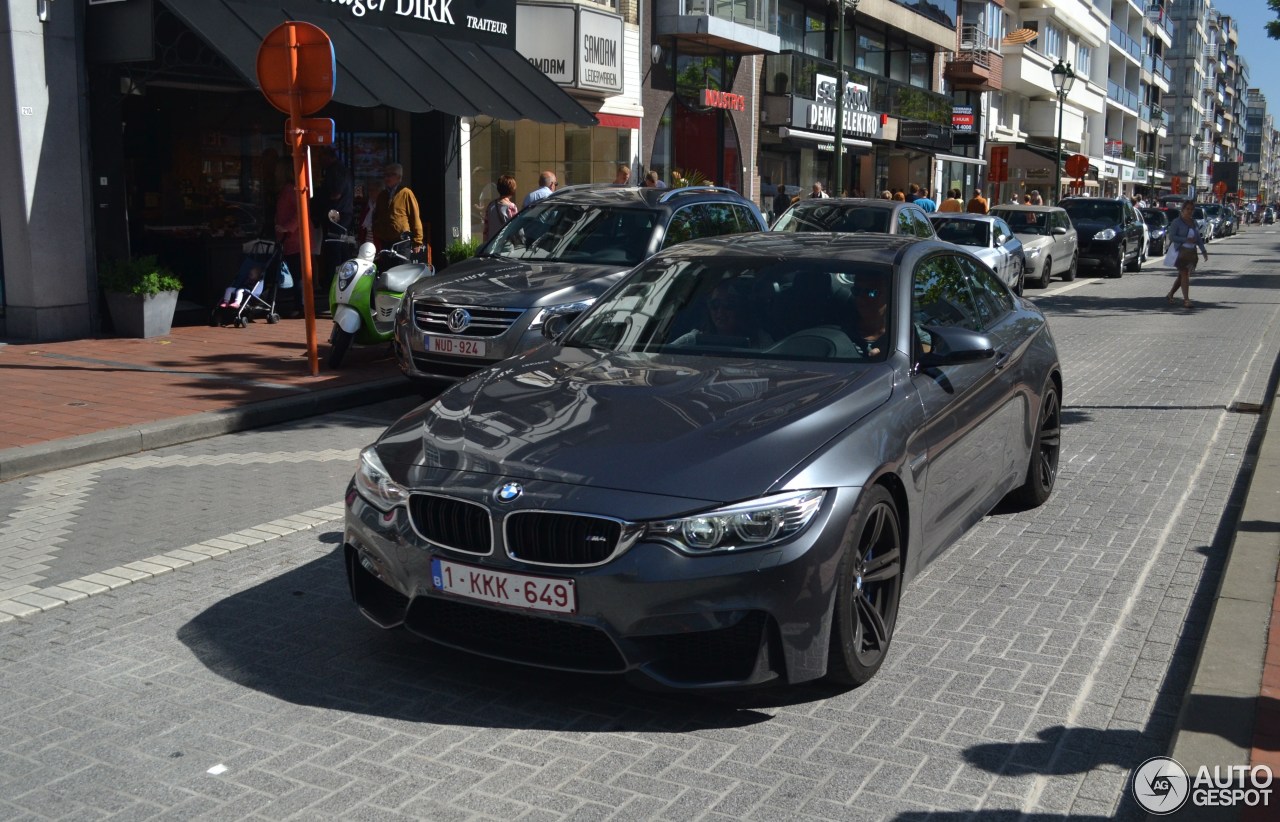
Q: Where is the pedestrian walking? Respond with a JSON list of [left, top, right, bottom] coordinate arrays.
[[879, 190, 893, 200], [1029, 190, 1044, 205], [915, 187, 937, 213], [772, 185, 792, 218], [371, 163, 425, 254], [613, 165, 632, 185], [522, 170, 557, 208], [966, 188, 989, 214], [1165, 200, 1208, 309], [938, 188, 964, 212], [483, 174, 519, 243], [809, 181, 830, 199], [311, 146, 353, 300]]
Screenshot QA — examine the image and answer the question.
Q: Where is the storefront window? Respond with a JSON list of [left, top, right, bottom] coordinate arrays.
[[650, 98, 742, 192], [469, 117, 630, 240]]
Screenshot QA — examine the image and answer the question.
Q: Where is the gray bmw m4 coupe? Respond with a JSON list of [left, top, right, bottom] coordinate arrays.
[[343, 233, 1062, 689]]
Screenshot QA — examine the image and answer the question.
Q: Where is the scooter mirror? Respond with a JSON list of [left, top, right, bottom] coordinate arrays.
[[329, 209, 341, 224]]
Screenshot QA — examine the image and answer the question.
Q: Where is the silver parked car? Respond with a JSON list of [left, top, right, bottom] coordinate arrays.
[[772, 197, 938, 238], [394, 186, 767, 386], [989, 205, 1078, 287], [343, 233, 1063, 689], [928, 213, 1026, 294]]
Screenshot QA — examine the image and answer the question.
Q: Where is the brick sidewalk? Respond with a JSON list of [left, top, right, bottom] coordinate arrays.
[[0, 317, 399, 451]]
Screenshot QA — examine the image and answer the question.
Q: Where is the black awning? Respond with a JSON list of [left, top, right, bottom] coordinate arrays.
[[162, 0, 596, 125]]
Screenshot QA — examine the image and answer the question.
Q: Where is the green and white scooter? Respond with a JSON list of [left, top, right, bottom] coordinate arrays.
[[326, 217, 433, 369]]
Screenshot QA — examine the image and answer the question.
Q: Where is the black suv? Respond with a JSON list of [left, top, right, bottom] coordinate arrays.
[[394, 185, 768, 383], [1060, 197, 1146, 278]]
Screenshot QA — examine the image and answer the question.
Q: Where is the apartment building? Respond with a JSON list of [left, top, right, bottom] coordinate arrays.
[[1244, 90, 1274, 203]]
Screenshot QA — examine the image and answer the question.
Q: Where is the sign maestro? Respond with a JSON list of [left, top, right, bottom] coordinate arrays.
[[516, 4, 624, 94], [792, 73, 882, 139]]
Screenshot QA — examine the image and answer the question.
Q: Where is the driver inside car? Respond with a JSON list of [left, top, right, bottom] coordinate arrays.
[[850, 274, 890, 359], [672, 281, 773, 349]]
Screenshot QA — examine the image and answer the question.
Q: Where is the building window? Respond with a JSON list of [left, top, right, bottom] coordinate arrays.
[[856, 30, 885, 75], [1044, 24, 1063, 60], [1077, 46, 1091, 77]]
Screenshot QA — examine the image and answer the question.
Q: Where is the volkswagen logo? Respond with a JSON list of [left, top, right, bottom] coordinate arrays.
[[494, 482, 523, 504], [446, 308, 472, 333]]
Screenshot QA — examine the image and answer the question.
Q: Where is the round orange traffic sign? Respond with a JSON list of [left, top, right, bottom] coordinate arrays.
[[1065, 154, 1089, 179], [256, 22, 335, 117]]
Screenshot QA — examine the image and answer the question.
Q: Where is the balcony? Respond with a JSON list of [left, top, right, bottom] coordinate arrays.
[[1108, 80, 1139, 111], [1145, 4, 1174, 38], [1110, 23, 1142, 63], [1104, 141, 1137, 161], [943, 24, 1003, 90], [654, 0, 781, 54]]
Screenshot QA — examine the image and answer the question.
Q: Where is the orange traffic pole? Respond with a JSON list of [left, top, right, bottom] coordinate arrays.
[[287, 23, 320, 377]]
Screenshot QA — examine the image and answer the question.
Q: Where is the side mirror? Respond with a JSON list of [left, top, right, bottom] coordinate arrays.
[[1051, 226, 1068, 236], [328, 209, 341, 225], [916, 325, 996, 369]]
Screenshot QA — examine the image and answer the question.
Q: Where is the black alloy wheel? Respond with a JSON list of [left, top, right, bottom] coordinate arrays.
[[827, 485, 903, 686], [1111, 245, 1125, 278], [1010, 383, 1061, 508], [1039, 256, 1052, 288], [1063, 252, 1078, 282]]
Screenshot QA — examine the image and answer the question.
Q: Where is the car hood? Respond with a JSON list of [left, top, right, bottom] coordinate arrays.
[[1016, 235, 1054, 251], [375, 347, 893, 503], [408, 257, 628, 307]]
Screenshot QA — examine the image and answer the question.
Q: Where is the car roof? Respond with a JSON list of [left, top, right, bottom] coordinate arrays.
[[930, 212, 997, 221], [988, 204, 1064, 213], [790, 198, 901, 210], [545, 184, 751, 209], [660, 232, 931, 266]]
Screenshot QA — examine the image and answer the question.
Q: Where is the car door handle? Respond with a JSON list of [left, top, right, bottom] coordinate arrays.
[[994, 351, 1011, 371]]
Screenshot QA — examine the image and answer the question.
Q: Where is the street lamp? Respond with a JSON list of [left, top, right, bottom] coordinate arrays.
[[832, 0, 861, 196], [1051, 60, 1076, 204]]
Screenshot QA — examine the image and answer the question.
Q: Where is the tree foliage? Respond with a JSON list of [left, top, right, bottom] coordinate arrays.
[[1271, 0, 1280, 40]]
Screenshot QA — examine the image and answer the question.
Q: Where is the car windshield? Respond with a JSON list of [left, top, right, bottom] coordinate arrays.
[[1061, 201, 1123, 223], [482, 202, 661, 266], [992, 209, 1049, 235], [1142, 211, 1166, 227], [773, 203, 891, 234], [931, 219, 990, 247], [565, 257, 894, 363]]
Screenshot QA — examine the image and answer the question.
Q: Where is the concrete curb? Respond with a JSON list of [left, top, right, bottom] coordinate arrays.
[[1167, 380, 1280, 820], [0, 377, 418, 482]]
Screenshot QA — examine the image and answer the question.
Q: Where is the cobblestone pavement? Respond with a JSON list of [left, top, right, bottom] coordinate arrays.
[[0, 234, 1278, 820]]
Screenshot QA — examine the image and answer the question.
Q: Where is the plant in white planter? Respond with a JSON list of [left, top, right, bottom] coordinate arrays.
[[100, 256, 184, 338]]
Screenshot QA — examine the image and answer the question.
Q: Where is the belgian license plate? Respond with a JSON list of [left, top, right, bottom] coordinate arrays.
[[426, 335, 485, 357], [431, 558, 576, 614]]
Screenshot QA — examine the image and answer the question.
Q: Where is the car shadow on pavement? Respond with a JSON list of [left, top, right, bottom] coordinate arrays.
[[1032, 292, 1241, 318], [176, 546, 774, 732], [894, 814, 1111, 822]]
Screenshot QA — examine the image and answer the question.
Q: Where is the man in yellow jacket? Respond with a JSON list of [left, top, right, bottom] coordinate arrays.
[[371, 163, 424, 253]]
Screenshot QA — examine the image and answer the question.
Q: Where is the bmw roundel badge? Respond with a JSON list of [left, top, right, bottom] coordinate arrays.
[[494, 482, 523, 504]]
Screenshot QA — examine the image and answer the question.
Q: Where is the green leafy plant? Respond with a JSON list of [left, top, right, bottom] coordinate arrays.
[[445, 237, 483, 264], [99, 256, 183, 296]]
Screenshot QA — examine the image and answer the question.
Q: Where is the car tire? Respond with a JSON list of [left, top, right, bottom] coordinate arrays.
[[1009, 381, 1061, 509], [1111, 246, 1124, 278], [1125, 243, 1141, 272], [827, 484, 903, 687], [1039, 257, 1052, 288], [1063, 252, 1078, 282], [327, 327, 353, 369]]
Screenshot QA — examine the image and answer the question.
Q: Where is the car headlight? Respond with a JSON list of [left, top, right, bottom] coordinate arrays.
[[644, 490, 826, 555], [1151, 229, 1166, 238], [1025, 246, 1042, 258], [353, 446, 409, 512], [1093, 228, 1117, 241], [337, 261, 359, 291], [530, 299, 596, 329]]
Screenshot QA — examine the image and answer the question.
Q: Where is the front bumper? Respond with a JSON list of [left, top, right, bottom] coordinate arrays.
[[342, 479, 860, 689], [1076, 238, 1122, 268], [393, 303, 540, 382]]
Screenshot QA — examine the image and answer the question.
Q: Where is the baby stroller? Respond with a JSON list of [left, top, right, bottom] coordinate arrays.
[[210, 239, 290, 328]]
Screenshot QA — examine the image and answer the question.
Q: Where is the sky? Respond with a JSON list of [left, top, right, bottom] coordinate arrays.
[[1216, 0, 1278, 104]]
